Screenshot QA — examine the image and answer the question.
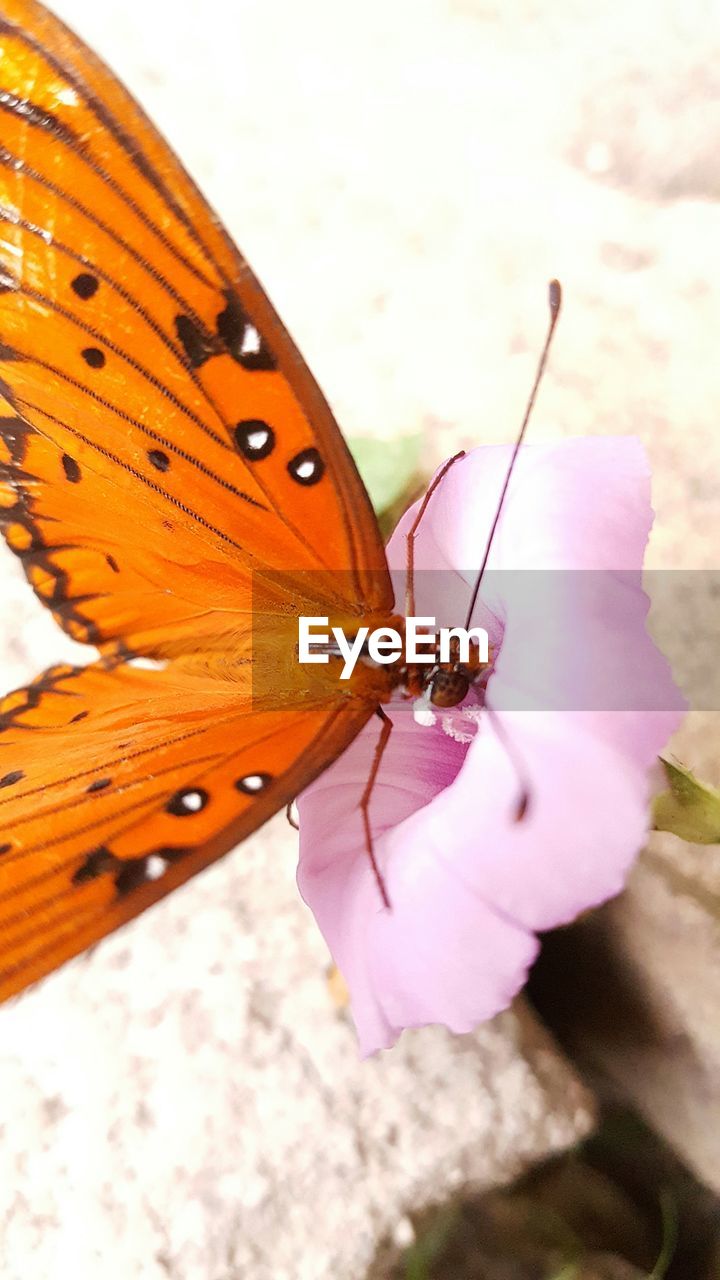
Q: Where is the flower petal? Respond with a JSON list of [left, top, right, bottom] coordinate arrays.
[[402, 711, 654, 934], [297, 702, 537, 1055], [298, 437, 685, 1053], [389, 437, 685, 760], [387, 437, 657, 581], [298, 702, 655, 1052]]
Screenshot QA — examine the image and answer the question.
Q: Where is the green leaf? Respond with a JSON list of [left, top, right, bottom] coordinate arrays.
[[653, 758, 720, 844], [348, 434, 425, 532], [648, 1189, 678, 1279], [401, 1204, 461, 1280]]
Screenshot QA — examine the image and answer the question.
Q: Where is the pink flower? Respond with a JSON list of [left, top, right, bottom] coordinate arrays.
[[296, 438, 685, 1055]]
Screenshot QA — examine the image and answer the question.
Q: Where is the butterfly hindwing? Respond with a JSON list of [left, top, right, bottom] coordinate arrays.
[[0, 659, 375, 1000]]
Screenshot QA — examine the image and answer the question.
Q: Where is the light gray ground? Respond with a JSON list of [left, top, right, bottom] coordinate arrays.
[[0, 0, 718, 1275]]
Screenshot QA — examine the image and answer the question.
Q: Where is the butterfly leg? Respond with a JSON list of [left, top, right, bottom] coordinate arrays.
[[405, 452, 465, 618], [285, 800, 299, 831], [359, 706, 394, 909]]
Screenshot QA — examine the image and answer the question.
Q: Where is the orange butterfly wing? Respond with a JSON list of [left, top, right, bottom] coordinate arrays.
[[0, 0, 392, 656], [0, 0, 396, 996], [0, 660, 377, 1001]]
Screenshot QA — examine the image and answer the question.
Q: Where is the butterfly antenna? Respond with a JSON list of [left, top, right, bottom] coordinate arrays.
[[405, 451, 465, 618], [463, 279, 562, 630]]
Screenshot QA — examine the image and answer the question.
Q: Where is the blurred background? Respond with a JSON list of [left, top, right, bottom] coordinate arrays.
[[1, 1, 720, 1276]]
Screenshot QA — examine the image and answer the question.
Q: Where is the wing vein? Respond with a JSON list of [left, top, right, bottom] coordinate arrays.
[[0, 17, 233, 290], [0, 86, 218, 291], [14, 396, 263, 547], [0, 148, 214, 336]]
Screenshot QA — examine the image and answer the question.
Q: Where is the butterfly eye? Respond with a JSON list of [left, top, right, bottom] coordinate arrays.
[[166, 787, 209, 816], [235, 773, 272, 794], [287, 448, 325, 486], [234, 420, 275, 461]]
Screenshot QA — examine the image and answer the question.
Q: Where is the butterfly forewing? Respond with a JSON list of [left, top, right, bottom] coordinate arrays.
[[0, 0, 392, 656], [0, 0, 396, 999]]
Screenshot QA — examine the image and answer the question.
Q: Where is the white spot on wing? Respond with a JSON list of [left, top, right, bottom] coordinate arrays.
[[247, 427, 269, 451], [240, 774, 266, 793], [241, 325, 261, 355], [56, 86, 79, 108], [181, 790, 204, 812]]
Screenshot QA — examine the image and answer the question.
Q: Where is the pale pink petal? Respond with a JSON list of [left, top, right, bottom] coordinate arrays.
[[297, 437, 685, 1052], [395, 711, 654, 933], [389, 437, 685, 760], [387, 437, 656, 581], [297, 700, 536, 1055], [298, 701, 655, 1053]]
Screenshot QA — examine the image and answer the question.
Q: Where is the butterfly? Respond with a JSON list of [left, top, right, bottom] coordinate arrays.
[[0, 0, 517, 1000]]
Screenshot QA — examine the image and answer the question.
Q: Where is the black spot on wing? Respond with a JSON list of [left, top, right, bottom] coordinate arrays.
[[234, 420, 275, 461], [71, 273, 99, 300], [113, 857, 154, 896], [0, 770, 23, 789], [81, 347, 106, 369], [166, 787, 209, 816], [72, 843, 187, 897], [216, 292, 276, 371], [61, 454, 81, 483], [175, 314, 215, 368], [287, 448, 325, 486], [235, 772, 272, 794], [148, 449, 170, 472], [72, 845, 115, 884]]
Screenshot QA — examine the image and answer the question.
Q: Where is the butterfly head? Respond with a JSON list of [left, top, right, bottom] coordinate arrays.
[[400, 633, 491, 710]]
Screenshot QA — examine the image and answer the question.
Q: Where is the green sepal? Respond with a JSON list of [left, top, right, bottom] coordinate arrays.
[[653, 758, 720, 844]]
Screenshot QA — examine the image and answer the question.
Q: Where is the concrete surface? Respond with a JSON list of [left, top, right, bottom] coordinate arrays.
[[0, 791, 592, 1279]]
